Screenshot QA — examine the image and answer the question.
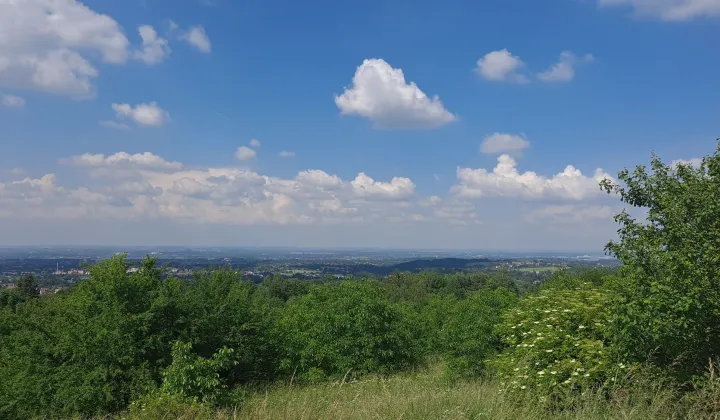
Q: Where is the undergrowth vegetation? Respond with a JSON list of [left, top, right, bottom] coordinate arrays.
[[3, 144, 720, 419]]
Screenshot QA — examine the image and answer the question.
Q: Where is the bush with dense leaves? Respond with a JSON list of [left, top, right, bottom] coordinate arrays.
[[0, 256, 181, 418], [601, 145, 720, 380], [490, 284, 630, 401], [159, 341, 237, 404], [275, 281, 421, 382], [441, 287, 518, 376], [180, 269, 279, 384]]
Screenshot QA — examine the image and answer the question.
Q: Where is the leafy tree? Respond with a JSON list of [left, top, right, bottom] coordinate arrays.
[[182, 268, 278, 384], [384, 272, 428, 303], [442, 287, 517, 376], [257, 275, 313, 302], [0, 288, 25, 310], [601, 144, 720, 379], [276, 281, 421, 382], [417, 293, 458, 355], [17, 273, 39, 298], [0, 255, 185, 418]]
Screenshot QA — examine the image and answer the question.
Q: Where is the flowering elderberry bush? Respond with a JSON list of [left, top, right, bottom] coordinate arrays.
[[490, 285, 632, 401]]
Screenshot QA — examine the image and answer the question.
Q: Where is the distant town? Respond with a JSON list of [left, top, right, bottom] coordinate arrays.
[[0, 246, 619, 291]]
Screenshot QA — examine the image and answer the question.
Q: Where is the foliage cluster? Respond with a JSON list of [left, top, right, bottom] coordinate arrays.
[[275, 281, 421, 382], [159, 341, 237, 404], [0, 254, 515, 418], [491, 285, 628, 401], [601, 147, 720, 380], [441, 287, 518, 376]]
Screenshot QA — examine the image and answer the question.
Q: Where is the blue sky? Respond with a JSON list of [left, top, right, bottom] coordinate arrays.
[[0, 0, 717, 251]]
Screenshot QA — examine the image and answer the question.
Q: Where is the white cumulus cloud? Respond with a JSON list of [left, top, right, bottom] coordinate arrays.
[[538, 52, 594, 83], [296, 170, 342, 188], [0, 0, 129, 97], [5, 150, 439, 226], [351, 172, 416, 200], [480, 133, 530, 154], [334, 58, 457, 129], [452, 154, 612, 200], [597, 0, 720, 21], [1, 95, 25, 108], [475, 49, 528, 83], [112, 102, 169, 127], [180, 26, 212, 53], [235, 146, 257, 161], [133, 25, 171, 65], [249, 139, 261, 148]]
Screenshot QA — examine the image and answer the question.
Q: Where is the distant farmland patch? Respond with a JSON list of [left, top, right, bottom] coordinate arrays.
[[517, 266, 561, 273]]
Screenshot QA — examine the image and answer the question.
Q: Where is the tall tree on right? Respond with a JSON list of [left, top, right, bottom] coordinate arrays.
[[601, 141, 720, 379]]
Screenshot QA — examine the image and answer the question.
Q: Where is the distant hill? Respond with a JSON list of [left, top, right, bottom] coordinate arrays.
[[384, 258, 493, 274]]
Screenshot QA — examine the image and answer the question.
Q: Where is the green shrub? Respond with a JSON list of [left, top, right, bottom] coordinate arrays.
[[0, 256, 178, 418], [442, 287, 518, 377], [0, 288, 26, 310], [275, 281, 421, 382], [601, 145, 720, 379], [181, 269, 278, 384], [418, 294, 459, 355], [160, 341, 237, 405], [491, 285, 630, 400]]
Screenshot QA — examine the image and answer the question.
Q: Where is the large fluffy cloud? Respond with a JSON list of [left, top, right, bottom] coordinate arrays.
[[0, 0, 129, 97], [597, 0, 720, 21], [351, 173, 415, 200], [452, 154, 613, 200], [0, 2, 212, 98], [334, 59, 457, 129]]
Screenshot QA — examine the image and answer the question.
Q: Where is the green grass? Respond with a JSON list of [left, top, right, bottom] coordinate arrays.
[[119, 363, 720, 420]]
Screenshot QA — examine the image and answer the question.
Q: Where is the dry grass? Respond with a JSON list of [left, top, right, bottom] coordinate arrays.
[[228, 367, 681, 420], [119, 363, 720, 420]]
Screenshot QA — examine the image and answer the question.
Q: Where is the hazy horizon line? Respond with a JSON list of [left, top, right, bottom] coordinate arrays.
[[0, 244, 609, 255]]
